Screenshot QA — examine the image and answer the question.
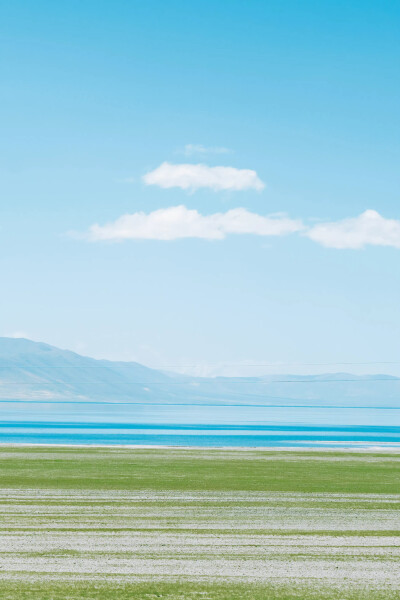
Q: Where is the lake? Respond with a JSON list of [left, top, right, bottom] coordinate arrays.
[[1, 400, 399, 447]]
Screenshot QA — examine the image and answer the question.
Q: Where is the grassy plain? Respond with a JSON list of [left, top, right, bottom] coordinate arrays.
[[0, 447, 399, 599]]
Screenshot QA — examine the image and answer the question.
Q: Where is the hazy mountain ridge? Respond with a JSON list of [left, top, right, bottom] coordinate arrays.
[[0, 337, 399, 406], [0, 338, 171, 402]]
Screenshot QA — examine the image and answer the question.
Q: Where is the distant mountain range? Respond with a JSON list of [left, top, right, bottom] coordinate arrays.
[[0, 337, 399, 407]]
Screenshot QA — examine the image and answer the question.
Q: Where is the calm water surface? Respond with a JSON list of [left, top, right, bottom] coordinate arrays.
[[1, 400, 399, 447]]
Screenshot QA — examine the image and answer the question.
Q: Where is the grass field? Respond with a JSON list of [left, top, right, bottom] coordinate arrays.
[[0, 446, 399, 599]]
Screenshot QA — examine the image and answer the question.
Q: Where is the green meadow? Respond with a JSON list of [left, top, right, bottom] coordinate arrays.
[[1, 447, 400, 493], [0, 447, 399, 599]]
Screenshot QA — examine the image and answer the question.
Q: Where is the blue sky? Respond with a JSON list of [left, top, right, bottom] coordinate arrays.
[[1, 1, 399, 375]]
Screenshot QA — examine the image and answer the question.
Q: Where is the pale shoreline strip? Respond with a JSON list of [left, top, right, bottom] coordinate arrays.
[[0, 442, 400, 452]]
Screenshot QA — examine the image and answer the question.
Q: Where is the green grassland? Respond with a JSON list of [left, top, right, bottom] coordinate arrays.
[[1, 580, 400, 600], [0, 447, 399, 599], [1, 447, 399, 493]]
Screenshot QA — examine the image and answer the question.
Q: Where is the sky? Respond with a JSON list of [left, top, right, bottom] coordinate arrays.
[[1, 1, 400, 376]]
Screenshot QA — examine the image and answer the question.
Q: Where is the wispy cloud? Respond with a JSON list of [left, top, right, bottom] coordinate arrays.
[[306, 210, 400, 249], [182, 144, 232, 156], [76, 206, 400, 250], [142, 162, 265, 192], [86, 205, 303, 242]]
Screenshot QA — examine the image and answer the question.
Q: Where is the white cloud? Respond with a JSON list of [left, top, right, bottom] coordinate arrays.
[[142, 162, 265, 191], [182, 144, 232, 156], [306, 210, 400, 249], [87, 205, 303, 242]]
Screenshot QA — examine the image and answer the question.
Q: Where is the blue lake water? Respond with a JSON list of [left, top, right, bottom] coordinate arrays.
[[1, 421, 400, 447], [1, 400, 399, 447]]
